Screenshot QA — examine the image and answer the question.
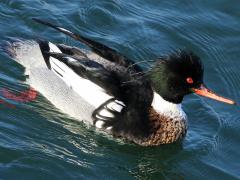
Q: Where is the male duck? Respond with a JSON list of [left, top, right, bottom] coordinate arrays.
[[5, 19, 235, 146]]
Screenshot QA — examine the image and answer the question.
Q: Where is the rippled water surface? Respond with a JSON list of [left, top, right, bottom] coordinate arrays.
[[0, 0, 240, 179]]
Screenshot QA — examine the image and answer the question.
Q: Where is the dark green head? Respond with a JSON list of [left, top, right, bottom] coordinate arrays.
[[149, 50, 204, 104], [148, 50, 235, 105]]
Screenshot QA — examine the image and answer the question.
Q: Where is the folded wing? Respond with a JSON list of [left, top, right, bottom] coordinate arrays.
[[33, 18, 142, 72]]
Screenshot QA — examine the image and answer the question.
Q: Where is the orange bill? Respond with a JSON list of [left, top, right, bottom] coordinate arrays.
[[192, 84, 236, 105]]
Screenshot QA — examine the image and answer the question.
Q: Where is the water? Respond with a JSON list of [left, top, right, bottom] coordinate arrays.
[[0, 0, 240, 179]]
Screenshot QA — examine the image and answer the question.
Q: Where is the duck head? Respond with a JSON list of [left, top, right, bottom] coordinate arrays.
[[148, 50, 235, 105]]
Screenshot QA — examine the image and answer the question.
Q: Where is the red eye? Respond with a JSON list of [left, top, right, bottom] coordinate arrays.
[[186, 77, 194, 84]]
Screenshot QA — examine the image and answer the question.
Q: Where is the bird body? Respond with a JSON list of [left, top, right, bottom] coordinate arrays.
[[4, 19, 235, 146]]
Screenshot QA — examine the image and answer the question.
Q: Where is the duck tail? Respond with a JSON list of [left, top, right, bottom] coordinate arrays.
[[32, 18, 95, 48], [0, 39, 18, 58], [1, 39, 46, 69]]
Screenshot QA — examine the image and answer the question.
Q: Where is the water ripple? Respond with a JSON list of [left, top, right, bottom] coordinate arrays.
[[0, 0, 240, 179]]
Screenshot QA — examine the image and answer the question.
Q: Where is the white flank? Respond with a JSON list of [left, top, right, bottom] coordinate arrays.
[[48, 42, 114, 108]]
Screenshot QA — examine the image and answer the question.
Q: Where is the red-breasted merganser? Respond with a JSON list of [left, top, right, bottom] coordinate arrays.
[[4, 19, 235, 146]]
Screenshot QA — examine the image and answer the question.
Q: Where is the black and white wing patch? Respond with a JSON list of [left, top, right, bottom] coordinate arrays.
[[92, 98, 125, 131]]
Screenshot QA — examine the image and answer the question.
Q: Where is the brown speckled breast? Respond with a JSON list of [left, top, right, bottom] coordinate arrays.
[[136, 107, 187, 146]]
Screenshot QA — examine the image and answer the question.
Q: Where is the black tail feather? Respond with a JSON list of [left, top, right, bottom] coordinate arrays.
[[32, 18, 142, 72], [32, 18, 90, 46], [0, 39, 25, 58]]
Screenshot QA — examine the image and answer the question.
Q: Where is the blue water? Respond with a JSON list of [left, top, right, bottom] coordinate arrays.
[[0, 0, 240, 179]]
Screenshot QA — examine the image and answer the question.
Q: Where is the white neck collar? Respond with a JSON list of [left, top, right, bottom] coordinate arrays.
[[151, 92, 186, 119]]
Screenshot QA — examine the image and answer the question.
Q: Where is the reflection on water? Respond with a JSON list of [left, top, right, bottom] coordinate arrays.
[[129, 144, 184, 179]]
